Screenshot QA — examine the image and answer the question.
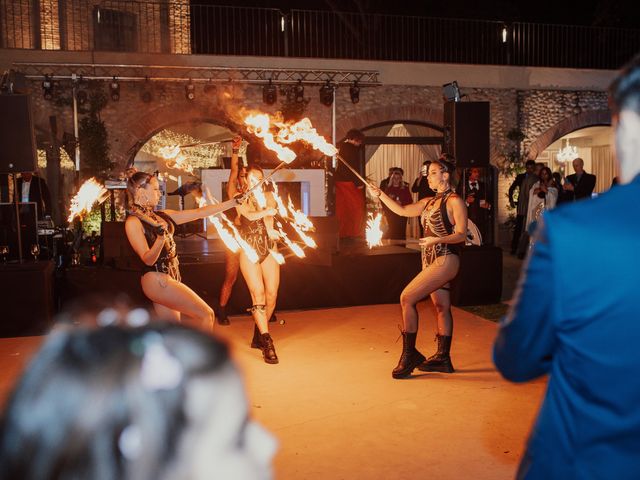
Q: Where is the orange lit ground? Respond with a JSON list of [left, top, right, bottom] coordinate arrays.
[[0, 303, 546, 480]]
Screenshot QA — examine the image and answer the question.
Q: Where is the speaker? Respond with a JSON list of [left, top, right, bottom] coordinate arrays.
[[450, 245, 502, 306], [443, 101, 490, 168], [0, 202, 39, 261], [0, 261, 55, 337], [0, 94, 38, 173]]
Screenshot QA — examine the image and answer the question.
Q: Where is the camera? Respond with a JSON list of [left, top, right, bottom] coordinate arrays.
[[421, 165, 428, 177]]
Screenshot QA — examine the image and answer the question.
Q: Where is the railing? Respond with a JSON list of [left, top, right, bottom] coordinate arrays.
[[2, 1, 639, 69]]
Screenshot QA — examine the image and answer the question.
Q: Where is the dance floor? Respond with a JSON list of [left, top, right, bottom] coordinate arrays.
[[0, 302, 546, 479]]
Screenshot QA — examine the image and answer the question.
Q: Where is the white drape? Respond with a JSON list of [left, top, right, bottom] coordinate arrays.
[[591, 145, 617, 192], [365, 124, 442, 238]]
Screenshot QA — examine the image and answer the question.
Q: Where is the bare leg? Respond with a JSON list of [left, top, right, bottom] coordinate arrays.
[[261, 255, 280, 322], [399, 255, 460, 333], [153, 302, 180, 322], [239, 253, 268, 333], [141, 273, 214, 332], [219, 250, 240, 307], [430, 288, 453, 336]]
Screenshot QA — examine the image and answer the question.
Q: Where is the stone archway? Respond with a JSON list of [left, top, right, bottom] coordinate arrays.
[[336, 104, 444, 141], [110, 102, 240, 168], [527, 109, 612, 160]]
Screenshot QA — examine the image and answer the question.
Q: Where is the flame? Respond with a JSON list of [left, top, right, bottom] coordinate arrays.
[[247, 171, 267, 209], [200, 189, 259, 262], [167, 153, 195, 175], [271, 186, 317, 249], [287, 196, 314, 231], [159, 145, 180, 160], [68, 178, 108, 222], [271, 182, 289, 217], [270, 250, 285, 264], [244, 113, 296, 163], [365, 213, 384, 248], [276, 117, 338, 156], [275, 221, 306, 258]]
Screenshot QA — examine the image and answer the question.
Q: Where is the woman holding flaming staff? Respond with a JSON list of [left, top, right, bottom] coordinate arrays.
[[125, 170, 234, 332], [230, 162, 281, 365], [369, 155, 467, 379]]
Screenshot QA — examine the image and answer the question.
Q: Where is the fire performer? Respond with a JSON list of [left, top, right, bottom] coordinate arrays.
[[369, 155, 467, 379], [231, 165, 281, 364], [124, 169, 235, 332], [216, 136, 280, 326], [334, 129, 365, 242]]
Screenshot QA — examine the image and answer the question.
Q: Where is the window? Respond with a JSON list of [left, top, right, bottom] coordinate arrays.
[[94, 7, 137, 52]]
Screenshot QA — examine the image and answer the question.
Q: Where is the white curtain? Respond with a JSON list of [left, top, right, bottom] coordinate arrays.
[[591, 145, 617, 192], [363, 124, 394, 164], [365, 124, 441, 238]]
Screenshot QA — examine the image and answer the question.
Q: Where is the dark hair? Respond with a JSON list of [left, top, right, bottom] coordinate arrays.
[[610, 53, 640, 116], [525, 159, 536, 168], [539, 166, 553, 180], [392, 167, 404, 175], [0, 323, 230, 480], [345, 129, 364, 143], [422, 160, 431, 166], [433, 153, 457, 185], [247, 163, 264, 176], [126, 169, 154, 202]]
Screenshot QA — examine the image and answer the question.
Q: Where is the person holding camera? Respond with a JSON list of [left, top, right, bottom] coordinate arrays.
[[125, 170, 236, 332]]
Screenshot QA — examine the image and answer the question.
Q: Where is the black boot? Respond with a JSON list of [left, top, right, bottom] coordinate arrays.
[[250, 324, 261, 349], [418, 335, 454, 373], [260, 333, 279, 364], [392, 332, 426, 379], [216, 304, 230, 326]]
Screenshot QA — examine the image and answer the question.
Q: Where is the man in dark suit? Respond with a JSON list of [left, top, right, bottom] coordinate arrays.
[[563, 157, 596, 201], [458, 167, 491, 243], [15, 171, 51, 218], [508, 159, 537, 255], [494, 54, 640, 479]]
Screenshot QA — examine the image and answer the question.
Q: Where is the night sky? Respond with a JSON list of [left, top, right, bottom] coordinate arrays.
[[193, 0, 640, 29]]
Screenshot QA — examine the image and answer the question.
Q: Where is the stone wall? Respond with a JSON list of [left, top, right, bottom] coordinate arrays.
[[24, 77, 611, 237]]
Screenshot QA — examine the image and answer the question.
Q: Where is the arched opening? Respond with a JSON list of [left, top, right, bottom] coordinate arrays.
[[133, 121, 236, 211], [358, 120, 444, 240], [536, 125, 615, 193]]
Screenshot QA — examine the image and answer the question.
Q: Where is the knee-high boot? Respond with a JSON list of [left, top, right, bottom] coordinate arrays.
[[418, 334, 454, 373], [392, 332, 426, 379]]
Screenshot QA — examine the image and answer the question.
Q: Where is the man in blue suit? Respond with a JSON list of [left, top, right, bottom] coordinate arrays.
[[494, 55, 640, 480]]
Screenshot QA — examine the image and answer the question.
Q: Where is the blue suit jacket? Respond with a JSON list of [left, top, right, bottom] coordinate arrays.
[[494, 174, 640, 479]]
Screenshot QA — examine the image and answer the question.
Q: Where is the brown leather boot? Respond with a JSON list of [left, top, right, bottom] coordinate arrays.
[[260, 333, 279, 364]]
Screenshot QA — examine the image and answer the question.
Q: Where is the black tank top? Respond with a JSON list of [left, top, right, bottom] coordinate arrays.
[[134, 210, 181, 281], [420, 191, 462, 268]]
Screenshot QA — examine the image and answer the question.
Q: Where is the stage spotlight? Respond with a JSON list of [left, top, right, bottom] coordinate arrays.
[[42, 74, 53, 100], [76, 89, 88, 105], [349, 81, 360, 104], [263, 79, 277, 105], [185, 80, 195, 101], [442, 81, 461, 102], [295, 80, 305, 103], [109, 76, 120, 101], [319, 81, 334, 107]]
